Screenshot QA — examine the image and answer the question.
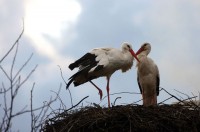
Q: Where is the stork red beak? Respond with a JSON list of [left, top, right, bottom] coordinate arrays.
[[136, 47, 144, 55], [129, 49, 140, 62]]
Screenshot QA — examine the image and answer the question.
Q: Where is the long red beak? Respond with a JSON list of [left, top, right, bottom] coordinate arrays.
[[136, 47, 143, 55], [129, 49, 140, 62]]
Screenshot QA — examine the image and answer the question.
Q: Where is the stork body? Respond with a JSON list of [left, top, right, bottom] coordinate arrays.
[[67, 42, 139, 107], [136, 43, 160, 106]]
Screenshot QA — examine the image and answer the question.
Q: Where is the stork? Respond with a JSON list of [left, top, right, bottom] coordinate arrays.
[[67, 42, 139, 108], [136, 43, 160, 106]]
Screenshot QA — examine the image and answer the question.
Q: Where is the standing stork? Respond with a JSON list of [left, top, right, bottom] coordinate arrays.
[[136, 43, 160, 106], [67, 42, 139, 108]]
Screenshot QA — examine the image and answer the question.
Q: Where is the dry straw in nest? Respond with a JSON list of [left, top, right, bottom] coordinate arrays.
[[41, 103, 200, 132]]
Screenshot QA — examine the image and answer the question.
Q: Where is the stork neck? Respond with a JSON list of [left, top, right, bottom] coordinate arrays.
[[137, 51, 148, 58], [137, 52, 148, 66]]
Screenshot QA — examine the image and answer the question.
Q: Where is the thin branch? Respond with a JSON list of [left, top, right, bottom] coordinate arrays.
[[113, 97, 121, 106], [100, 91, 140, 104], [12, 87, 60, 118], [50, 84, 66, 109], [0, 21, 24, 63], [174, 89, 190, 98], [57, 65, 67, 85], [0, 65, 11, 81], [18, 65, 38, 88], [30, 83, 35, 132], [0, 83, 10, 94], [13, 76, 21, 97], [10, 41, 19, 80], [65, 96, 89, 112], [58, 65, 73, 106], [133, 99, 142, 104], [158, 97, 173, 105], [160, 87, 183, 102], [13, 53, 34, 81], [12, 98, 56, 118]]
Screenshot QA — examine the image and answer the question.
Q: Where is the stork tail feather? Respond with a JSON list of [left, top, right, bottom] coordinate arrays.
[[68, 63, 76, 70]]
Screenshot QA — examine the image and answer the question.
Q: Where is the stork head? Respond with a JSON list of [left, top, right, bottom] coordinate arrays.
[[121, 42, 140, 62], [136, 43, 151, 56]]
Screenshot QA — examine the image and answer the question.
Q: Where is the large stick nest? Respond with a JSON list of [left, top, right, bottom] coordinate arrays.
[[41, 103, 200, 132]]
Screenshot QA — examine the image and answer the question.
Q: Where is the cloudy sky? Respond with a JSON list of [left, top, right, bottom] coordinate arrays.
[[1, 0, 200, 131]]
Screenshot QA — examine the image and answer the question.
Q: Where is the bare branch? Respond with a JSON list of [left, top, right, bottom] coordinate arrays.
[[0, 83, 10, 94], [0, 65, 11, 81], [65, 96, 89, 112], [30, 83, 35, 132], [50, 84, 66, 110], [0, 21, 24, 64], [18, 65, 38, 88], [113, 97, 121, 106], [58, 65, 73, 106], [100, 91, 140, 104], [160, 87, 182, 102], [13, 53, 34, 81], [10, 41, 19, 80], [158, 97, 173, 105]]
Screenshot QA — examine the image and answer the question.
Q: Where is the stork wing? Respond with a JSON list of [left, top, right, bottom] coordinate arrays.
[[88, 48, 110, 73], [155, 65, 160, 96], [68, 53, 97, 70], [137, 71, 142, 94], [67, 48, 111, 88]]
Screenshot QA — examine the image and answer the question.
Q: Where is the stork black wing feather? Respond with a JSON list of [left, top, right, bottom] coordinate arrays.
[[137, 72, 142, 94], [68, 53, 97, 70], [67, 65, 91, 88], [156, 75, 160, 96]]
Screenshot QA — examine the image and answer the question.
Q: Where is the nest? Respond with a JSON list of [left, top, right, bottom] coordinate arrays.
[[41, 103, 200, 132]]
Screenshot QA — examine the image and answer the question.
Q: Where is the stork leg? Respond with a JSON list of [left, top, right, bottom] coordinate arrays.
[[106, 76, 111, 108], [89, 80, 103, 100], [152, 94, 157, 106]]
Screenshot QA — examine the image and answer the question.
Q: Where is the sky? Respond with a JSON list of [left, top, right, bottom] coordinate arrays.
[[1, 0, 200, 131]]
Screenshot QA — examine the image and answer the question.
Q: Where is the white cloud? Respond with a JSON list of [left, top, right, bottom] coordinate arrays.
[[24, 0, 81, 65], [25, 0, 81, 38]]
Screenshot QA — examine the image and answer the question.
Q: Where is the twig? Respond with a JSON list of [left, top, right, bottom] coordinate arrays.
[[10, 41, 19, 80], [50, 84, 66, 109], [65, 96, 89, 112], [113, 97, 121, 106], [160, 87, 183, 102], [133, 99, 142, 104], [13, 53, 34, 81], [100, 91, 140, 104], [58, 65, 73, 106], [18, 65, 38, 88], [174, 89, 191, 98], [30, 83, 35, 132], [0, 20, 24, 64], [158, 97, 173, 105], [0, 65, 11, 81]]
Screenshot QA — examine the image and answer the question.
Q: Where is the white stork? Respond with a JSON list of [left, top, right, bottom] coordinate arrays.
[[67, 42, 139, 108], [136, 43, 160, 106]]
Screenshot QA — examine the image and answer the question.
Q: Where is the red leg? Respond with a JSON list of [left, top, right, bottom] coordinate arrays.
[[89, 81, 103, 100], [106, 76, 111, 108]]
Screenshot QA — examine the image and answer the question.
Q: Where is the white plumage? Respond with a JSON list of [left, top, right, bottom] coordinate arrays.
[[136, 43, 160, 106], [67, 42, 139, 107]]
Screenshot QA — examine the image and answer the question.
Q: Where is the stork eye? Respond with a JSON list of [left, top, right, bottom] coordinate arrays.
[[127, 45, 130, 49], [143, 44, 147, 47]]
